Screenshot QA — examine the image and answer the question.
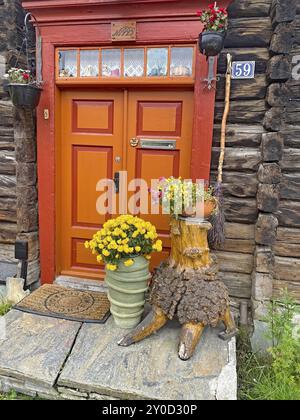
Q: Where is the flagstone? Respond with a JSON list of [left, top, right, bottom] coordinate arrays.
[[0, 310, 81, 388], [58, 317, 237, 400]]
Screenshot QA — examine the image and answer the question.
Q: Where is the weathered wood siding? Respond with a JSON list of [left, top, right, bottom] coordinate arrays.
[[212, 0, 272, 310], [0, 0, 39, 286]]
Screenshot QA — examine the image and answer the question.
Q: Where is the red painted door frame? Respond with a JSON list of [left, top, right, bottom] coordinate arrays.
[[21, 0, 231, 284]]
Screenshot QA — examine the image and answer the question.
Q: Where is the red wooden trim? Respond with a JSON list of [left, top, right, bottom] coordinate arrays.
[[31, 0, 231, 284], [191, 50, 216, 182]]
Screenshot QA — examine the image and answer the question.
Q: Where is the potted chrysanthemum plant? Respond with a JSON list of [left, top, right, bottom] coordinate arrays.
[[198, 2, 228, 57], [150, 177, 218, 220], [4, 68, 42, 109], [85, 215, 162, 329]]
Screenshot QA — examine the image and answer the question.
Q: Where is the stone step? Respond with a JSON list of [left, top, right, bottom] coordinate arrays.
[[55, 276, 107, 293], [0, 310, 237, 400]]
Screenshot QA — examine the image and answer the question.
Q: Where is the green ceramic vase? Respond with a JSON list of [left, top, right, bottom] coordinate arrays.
[[105, 256, 150, 329]]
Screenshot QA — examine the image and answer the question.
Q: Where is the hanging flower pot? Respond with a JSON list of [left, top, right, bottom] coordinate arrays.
[[199, 30, 226, 57], [85, 215, 163, 329], [196, 3, 228, 57], [5, 68, 43, 110], [8, 84, 42, 109]]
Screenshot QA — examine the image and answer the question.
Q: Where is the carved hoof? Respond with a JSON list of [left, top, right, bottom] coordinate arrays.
[[218, 328, 239, 341], [178, 343, 193, 361], [118, 335, 134, 347]]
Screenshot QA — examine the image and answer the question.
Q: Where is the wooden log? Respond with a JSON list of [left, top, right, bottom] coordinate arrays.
[[266, 83, 292, 107], [219, 238, 255, 254], [0, 175, 16, 197], [255, 246, 274, 274], [211, 148, 261, 171], [0, 196, 16, 222], [280, 128, 300, 148], [169, 219, 212, 271], [218, 48, 269, 74], [270, 22, 295, 54], [273, 280, 300, 302], [274, 242, 300, 258], [277, 200, 300, 227], [219, 272, 252, 299], [225, 17, 272, 48], [263, 107, 284, 131], [271, 0, 297, 24], [255, 213, 279, 246], [223, 196, 258, 223], [17, 232, 39, 262], [285, 104, 300, 124], [0, 151, 16, 175], [267, 55, 291, 80], [258, 163, 282, 184], [16, 163, 37, 186], [257, 184, 280, 213], [0, 243, 17, 263], [210, 171, 258, 198], [274, 256, 300, 282], [262, 132, 284, 162], [224, 223, 255, 240], [213, 124, 263, 148], [0, 222, 17, 243], [281, 149, 300, 170], [280, 173, 300, 201], [252, 273, 273, 300], [277, 227, 300, 243], [214, 100, 267, 124], [216, 75, 267, 101], [228, 0, 272, 18], [213, 251, 254, 274]]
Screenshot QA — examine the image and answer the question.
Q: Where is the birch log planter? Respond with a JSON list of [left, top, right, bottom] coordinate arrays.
[[105, 256, 151, 329]]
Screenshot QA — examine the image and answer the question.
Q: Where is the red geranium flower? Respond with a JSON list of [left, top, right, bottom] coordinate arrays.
[[196, 9, 202, 16], [22, 73, 29, 80]]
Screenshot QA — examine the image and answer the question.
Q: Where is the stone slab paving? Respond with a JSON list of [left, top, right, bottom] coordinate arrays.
[[58, 317, 237, 400], [0, 310, 237, 400], [0, 310, 81, 389]]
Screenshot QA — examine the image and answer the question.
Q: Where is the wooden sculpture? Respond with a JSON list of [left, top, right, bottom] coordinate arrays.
[[118, 217, 238, 360]]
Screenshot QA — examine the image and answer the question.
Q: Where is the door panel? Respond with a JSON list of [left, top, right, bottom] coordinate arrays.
[[59, 90, 124, 279], [58, 88, 194, 280], [127, 90, 194, 268]]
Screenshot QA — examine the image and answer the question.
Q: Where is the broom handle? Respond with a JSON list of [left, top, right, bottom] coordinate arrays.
[[217, 53, 232, 184]]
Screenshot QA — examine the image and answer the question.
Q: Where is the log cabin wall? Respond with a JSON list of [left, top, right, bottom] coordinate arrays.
[[213, 0, 300, 321], [0, 0, 39, 287]]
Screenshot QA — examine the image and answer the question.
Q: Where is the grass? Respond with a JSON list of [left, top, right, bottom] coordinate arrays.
[[237, 291, 300, 401], [0, 300, 11, 316], [0, 391, 36, 400]]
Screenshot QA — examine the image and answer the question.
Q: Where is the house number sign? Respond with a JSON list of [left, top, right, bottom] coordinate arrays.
[[232, 61, 256, 79], [111, 21, 137, 42]]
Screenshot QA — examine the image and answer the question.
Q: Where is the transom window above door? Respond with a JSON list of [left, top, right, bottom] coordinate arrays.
[[56, 46, 195, 82]]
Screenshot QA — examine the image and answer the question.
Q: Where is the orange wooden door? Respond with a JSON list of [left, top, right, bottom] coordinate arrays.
[[58, 90, 124, 279], [127, 89, 194, 269]]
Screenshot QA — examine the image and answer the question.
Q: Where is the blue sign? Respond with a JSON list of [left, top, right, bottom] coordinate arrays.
[[232, 61, 256, 79]]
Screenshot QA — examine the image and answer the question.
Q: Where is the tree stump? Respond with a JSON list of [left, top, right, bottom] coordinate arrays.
[[119, 217, 238, 360]]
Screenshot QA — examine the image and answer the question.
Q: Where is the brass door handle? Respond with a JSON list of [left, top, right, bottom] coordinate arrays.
[[130, 138, 139, 147]]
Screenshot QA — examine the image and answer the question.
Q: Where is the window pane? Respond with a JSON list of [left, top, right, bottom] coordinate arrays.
[[124, 49, 144, 77], [102, 49, 121, 77], [59, 50, 77, 77], [147, 48, 168, 77], [170, 47, 194, 77], [80, 50, 99, 77]]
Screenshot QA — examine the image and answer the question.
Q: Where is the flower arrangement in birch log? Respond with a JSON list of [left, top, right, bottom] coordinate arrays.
[[150, 177, 217, 219], [85, 215, 162, 271], [197, 3, 228, 32]]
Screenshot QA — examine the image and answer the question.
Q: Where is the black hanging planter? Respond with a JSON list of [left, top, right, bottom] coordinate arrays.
[[199, 30, 226, 57], [8, 84, 42, 110]]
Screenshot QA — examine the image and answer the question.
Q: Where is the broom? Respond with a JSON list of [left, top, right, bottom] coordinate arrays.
[[208, 53, 233, 249]]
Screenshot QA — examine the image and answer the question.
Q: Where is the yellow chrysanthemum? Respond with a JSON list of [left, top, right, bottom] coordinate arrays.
[[135, 246, 141, 252], [124, 259, 134, 267]]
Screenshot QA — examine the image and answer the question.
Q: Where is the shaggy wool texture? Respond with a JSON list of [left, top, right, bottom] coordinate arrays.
[[150, 260, 229, 326]]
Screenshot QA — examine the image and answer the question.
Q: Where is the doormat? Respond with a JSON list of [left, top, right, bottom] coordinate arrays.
[[14, 284, 111, 324]]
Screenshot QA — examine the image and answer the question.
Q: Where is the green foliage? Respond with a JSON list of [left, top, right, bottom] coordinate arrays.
[[238, 291, 300, 400], [0, 297, 11, 316]]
